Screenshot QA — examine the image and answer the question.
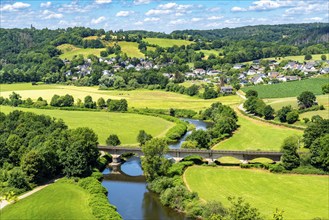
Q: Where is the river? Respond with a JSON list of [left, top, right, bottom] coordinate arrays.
[[102, 118, 208, 220]]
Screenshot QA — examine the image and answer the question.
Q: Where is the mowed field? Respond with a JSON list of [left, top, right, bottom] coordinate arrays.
[[0, 83, 242, 111], [0, 105, 174, 145], [58, 44, 106, 60], [213, 110, 303, 151], [264, 53, 329, 62], [264, 94, 329, 111], [58, 41, 144, 60], [184, 166, 329, 220], [144, 38, 193, 47], [1, 182, 96, 220], [241, 78, 328, 98]]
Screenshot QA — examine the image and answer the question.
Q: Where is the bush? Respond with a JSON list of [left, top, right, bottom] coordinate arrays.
[[322, 84, 329, 94], [181, 155, 204, 165], [269, 164, 286, 173], [148, 176, 176, 194], [165, 123, 187, 142], [78, 177, 107, 195], [286, 110, 299, 124], [106, 134, 121, 146], [160, 185, 198, 211], [167, 161, 194, 177]]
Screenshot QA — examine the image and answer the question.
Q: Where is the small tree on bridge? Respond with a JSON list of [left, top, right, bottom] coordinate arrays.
[[137, 130, 152, 146], [141, 138, 170, 181], [106, 134, 121, 146]]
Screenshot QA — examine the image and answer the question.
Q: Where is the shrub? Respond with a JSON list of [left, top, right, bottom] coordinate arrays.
[[148, 176, 176, 194], [269, 164, 286, 173], [181, 140, 198, 149], [78, 177, 107, 195], [165, 123, 187, 142], [160, 185, 198, 211], [106, 134, 121, 146], [167, 161, 194, 177], [181, 155, 204, 165], [286, 110, 299, 124]]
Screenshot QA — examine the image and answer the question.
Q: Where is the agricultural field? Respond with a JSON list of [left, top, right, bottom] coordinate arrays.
[[58, 44, 106, 60], [58, 41, 144, 60], [264, 53, 329, 62], [1, 182, 96, 220], [265, 94, 329, 110], [300, 110, 329, 120], [0, 105, 174, 145], [107, 41, 144, 58], [241, 78, 328, 99], [184, 166, 329, 220], [144, 38, 193, 47], [196, 49, 223, 59], [213, 111, 303, 151], [0, 84, 242, 111]]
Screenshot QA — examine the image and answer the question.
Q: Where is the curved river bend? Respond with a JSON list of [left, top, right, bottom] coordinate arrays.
[[102, 118, 208, 220]]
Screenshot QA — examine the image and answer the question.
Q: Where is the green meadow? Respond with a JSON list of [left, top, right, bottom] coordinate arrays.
[[0, 105, 174, 145], [213, 111, 303, 151], [1, 182, 96, 220], [264, 94, 329, 110], [241, 78, 328, 99], [57, 41, 144, 60], [0, 84, 242, 111], [264, 53, 329, 62], [144, 38, 193, 47], [184, 166, 329, 220]]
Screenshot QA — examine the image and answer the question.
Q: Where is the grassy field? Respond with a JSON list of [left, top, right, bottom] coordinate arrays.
[[265, 94, 329, 110], [108, 41, 144, 58], [1, 182, 95, 220], [58, 44, 106, 60], [213, 110, 303, 151], [0, 84, 242, 111], [264, 53, 329, 62], [197, 49, 223, 59], [184, 166, 329, 220], [241, 78, 328, 99], [144, 38, 193, 47], [300, 110, 329, 120], [0, 105, 174, 145], [0, 83, 58, 92], [58, 41, 144, 60]]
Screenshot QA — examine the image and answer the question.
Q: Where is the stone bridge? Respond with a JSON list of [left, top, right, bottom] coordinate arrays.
[[98, 146, 282, 163]]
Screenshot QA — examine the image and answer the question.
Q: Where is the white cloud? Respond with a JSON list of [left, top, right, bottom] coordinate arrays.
[[145, 9, 171, 16], [284, 2, 328, 16], [207, 7, 220, 12], [231, 6, 247, 12], [134, 21, 143, 25], [42, 10, 63, 19], [0, 2, 31, 12], [158, 3, 178, 10], [91, 16, 106, 24], [40, 2, 51, 8], [231, 0, 296, 12], [116, 11, 134, 17], [144, 17, 160, 22], [134, 0, 152, 5], [208, 16, 223, 20], [95, 0, 112, 4], [191, 18, 202, 22], [304, 17, 323, 21], [58, 2, 93, 13], [169, 19, 187, 25]]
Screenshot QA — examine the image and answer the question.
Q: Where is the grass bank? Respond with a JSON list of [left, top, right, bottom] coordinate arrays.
[[0, 105, 174, 145], [0, 182, 96, 220], [184, 166, 329, 220], [213, 110, 303, 151], [241, 78, 328, 99]]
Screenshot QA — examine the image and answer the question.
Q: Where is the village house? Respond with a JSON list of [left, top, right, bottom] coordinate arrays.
[[220, 86, 234, 94], [193, 68, 206, 75], [251, 74, 265, 84]]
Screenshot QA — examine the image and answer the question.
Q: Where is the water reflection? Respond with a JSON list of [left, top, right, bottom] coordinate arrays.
[[169, 118, 209, 149], [102, 157, 185, 220]]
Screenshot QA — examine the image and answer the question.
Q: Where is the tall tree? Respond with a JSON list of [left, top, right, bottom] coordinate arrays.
[[281, 136, 300, 170], [141, 138, 170, 181]]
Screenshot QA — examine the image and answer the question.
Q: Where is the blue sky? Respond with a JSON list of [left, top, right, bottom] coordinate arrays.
[[1, 0, 328, 32]]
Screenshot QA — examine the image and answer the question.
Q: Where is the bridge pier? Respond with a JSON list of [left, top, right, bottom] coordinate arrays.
[[109, 154, 122, 166]]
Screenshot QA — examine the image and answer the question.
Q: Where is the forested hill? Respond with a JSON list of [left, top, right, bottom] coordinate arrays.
[[171, 23, 329, 45]]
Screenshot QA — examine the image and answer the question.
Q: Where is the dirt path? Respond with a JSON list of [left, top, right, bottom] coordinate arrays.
[[0, 179, 57, 210]]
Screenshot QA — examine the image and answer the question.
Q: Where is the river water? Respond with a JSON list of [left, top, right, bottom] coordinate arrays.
[[102, 118, 208, 220]]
